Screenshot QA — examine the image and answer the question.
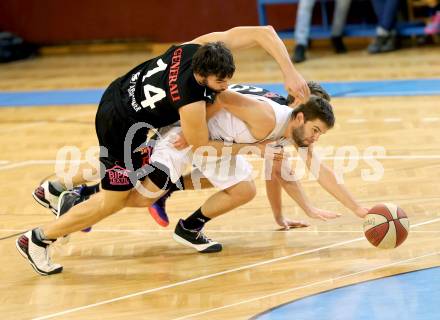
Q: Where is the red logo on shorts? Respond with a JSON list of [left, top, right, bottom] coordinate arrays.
[[106, 165, 131, 186], [140, 146, 154, 167]]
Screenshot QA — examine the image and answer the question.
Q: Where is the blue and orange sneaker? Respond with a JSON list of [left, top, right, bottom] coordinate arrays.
[[148, 190, 174, 227]]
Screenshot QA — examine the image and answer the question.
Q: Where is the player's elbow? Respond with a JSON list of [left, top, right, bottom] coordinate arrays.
[[265, 25, 275, 33], [183, 126, 209, 151], [188, 136, 209, 151], [243, 26, 276, 42], [261, 25, 276, 37]]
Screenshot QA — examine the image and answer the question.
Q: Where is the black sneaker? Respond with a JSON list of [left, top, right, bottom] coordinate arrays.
[[173, 219, 222, 253], [367, 35, 397, 54], [292, 44, 307, 63], [16, 230, 63, 276], [331, 36, 347, 54], [58, 190, 92, 232]]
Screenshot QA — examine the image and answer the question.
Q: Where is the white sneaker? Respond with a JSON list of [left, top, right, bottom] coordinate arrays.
[[16, 230, 63, 276], [32, 181, 62, 214]]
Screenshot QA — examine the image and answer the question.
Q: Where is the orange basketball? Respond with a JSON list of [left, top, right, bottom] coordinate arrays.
[[363, 203, 409, 249]]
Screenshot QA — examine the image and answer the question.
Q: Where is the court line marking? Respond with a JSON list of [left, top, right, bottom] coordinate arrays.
[[0, 160, 86, 171], [0, 117, 437, 130], [32, 216, 440, 320], [0, 110, 94, 134], [0, 121, 48, 133], [55, 110, 95, 122], [383, 118, 402, 123], [346, 118, 367, 123], [421, 117, 440, 122], [172, 251, 440, 320], [2, 228, 438, 234], [252, 155, 440, 161], [2, 154, 440, 171]]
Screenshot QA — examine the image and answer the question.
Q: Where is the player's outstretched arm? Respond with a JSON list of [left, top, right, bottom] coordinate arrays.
[[265, 159, 283, 222], [189, 26, 310, 104], [270, 157, 341, 221], [265, 158, 310, 229], [300, 146, 369, 218]]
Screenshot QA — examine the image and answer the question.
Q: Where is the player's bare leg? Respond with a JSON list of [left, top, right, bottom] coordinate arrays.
[[32, 161, 99, 213], [145, 171, 214, 226], [17, 176, 167, 275], [17, 189, 129, 275]]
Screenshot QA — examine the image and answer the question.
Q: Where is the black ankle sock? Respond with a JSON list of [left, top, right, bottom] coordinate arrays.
[[170, 176, 185, 193], [82, 183, 100, 196], [32, 228, 55, 246], [48, 182, 64, 196], [182, 207, 210, 230]]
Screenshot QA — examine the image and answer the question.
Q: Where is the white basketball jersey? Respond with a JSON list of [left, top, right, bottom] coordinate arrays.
[[207, 94, 293, 144]]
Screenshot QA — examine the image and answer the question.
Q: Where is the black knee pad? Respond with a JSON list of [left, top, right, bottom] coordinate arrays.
[[170, 176, 185, 192], [147, 161, 172, 190]]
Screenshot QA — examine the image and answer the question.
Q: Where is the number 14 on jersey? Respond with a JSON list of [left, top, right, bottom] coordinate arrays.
[[140, 59, 167, 110]]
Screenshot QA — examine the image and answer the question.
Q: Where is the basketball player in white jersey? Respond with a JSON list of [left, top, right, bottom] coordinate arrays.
[[51, 90, 337, 254], [52, 83, 367, 254], [121, 85, 369, 252], [143, 83, 328, 229]]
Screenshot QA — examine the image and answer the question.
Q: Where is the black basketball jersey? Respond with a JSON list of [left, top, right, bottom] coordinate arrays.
[[228, 84, 288, 105], [117, 43, 216, 129]]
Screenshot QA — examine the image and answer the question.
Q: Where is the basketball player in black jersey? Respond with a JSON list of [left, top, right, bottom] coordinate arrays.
[[59, 83, 367, 235], [18, 26, 311, 275]]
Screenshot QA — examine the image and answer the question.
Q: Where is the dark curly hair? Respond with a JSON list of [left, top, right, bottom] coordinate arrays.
[[192, 42, 235, 79], [292, 95, 335, 128]]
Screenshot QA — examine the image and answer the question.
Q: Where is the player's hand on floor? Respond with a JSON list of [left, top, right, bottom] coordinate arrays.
[[354, 207, 369, 218], [275, 216, 310, 230], [307, 208, 342, 221]]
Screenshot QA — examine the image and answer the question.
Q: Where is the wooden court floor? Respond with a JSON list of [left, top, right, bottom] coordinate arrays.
[[0, 45, 439, 319]]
